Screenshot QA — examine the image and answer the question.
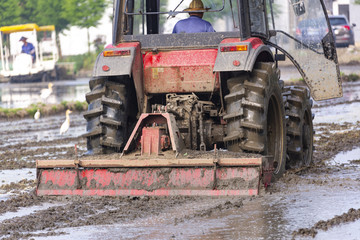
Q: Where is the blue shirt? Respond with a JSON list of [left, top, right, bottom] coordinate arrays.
[[21, 42, 36, 60], [173, 16, 215, 33]]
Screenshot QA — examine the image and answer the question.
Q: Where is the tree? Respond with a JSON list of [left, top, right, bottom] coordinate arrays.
[[63, 0, 108, 53], [35, 0, 71, 34], [18, 0, 38, 24], [0, 0, 21, 26]]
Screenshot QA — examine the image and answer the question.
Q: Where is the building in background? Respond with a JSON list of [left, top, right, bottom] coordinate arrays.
[[59, 7, 112, 56]]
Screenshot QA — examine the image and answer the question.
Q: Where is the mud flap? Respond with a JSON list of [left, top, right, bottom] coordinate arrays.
[[36, 157, 273, 196]]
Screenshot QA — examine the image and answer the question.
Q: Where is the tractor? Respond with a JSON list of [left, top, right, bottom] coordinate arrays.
[[36, 0, 342, 196]]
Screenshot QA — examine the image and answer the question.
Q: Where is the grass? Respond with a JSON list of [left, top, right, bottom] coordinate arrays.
[[0, 107, 23, 116]]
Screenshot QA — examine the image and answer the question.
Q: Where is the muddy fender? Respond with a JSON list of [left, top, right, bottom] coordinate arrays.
[[214, 38, 273, 72], [93, 42, 144, 113]]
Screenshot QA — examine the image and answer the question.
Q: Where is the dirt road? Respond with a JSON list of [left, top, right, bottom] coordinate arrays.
[[1, 82, 360, 240]]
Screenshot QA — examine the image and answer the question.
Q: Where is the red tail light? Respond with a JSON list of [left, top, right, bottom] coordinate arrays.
[[343, 25, 350, 31], [220, 45, 248, 52], [103, 50, 131, 57], [296, 27, 301, 35]]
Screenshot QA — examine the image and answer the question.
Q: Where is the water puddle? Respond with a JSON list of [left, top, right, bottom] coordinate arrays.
[[313, 102, 360, 124], [0, 79, 89, 109], [0, 203, 64, 222], [330, 147, 360, 166], [315, 220, 360, 240], [0, 168, 35, 185]]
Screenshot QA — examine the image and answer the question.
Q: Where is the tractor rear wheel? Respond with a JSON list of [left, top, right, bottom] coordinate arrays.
[[83, 77, 133, 154], [224, 62, 286, 180], [283, 86, 314, 168]]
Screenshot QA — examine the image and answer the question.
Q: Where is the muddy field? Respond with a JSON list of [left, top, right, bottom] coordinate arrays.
[[1, 81, 360, 239]]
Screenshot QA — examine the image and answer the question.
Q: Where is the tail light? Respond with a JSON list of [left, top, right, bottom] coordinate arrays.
[[343, 25, 351, 31], [296, 27, 301, 35], [220, 45, 248, 52], [103, 50, 131, 57]]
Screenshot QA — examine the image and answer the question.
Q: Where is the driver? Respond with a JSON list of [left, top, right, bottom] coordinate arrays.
[[19, 36, 36, 62], [172, 0, 215, 33]]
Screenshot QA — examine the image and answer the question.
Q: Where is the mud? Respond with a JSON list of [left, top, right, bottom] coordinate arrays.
[[292, 208, 360, 238], [0, 195, 232, 239], [1, 82, 360, 239]]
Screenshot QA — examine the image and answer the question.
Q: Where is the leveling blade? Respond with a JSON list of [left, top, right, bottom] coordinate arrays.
[[36, 157, 273, 196]]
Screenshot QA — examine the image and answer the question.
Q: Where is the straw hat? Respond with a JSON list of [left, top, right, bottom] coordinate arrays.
[[19, 36, 28, 41], [184, 0, 211, 11]]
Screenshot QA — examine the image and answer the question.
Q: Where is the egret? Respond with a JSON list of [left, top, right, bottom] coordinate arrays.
[[40, 82, 53, 101], [34, 109, 40, 121], [60, 109, 72, 135]]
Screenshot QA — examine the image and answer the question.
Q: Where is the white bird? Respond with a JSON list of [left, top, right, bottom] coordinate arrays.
[[40, 82, 53, 101], [60, 109, 72, 135], [34, 109, 40, 121]]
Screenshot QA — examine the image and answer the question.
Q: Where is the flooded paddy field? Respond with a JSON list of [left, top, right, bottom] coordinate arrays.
[[0, 78, 360, 239]]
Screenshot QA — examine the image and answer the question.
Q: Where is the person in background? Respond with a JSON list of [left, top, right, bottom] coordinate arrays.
[[19, 36, 36, 62], [172, 0, 215, 34]]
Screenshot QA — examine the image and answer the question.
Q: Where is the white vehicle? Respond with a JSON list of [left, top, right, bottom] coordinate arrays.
[[0, 23, 59, 82]]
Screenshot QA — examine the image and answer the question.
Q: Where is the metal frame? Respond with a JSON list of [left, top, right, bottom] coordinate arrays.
[[123, 0, 226, 15], [112, 0, 272, 44]]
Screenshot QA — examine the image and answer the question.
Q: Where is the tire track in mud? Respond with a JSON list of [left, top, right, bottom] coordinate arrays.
[[0, 137, 86, 170], [292, 208, 360, 238], [1, 196, 233, 239], [280, 121, 360, 238], [0, 113, 87, 170]]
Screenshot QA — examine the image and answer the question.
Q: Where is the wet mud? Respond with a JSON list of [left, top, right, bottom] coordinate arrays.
[[292, 208, 360, 238], [1, 84, 360, 239]]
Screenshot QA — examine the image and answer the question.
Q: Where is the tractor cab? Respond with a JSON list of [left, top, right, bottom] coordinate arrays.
[[109, 0, 341, 101]]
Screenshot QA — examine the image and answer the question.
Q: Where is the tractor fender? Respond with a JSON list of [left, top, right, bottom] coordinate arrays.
[[93, 42, 145, 113], [93, 42, 140, 77], [213, 38, 273, 72]]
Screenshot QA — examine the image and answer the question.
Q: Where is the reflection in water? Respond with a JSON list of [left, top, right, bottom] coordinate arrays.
[[182, 198, 288, 240], [312, 82, 360, 124], [331, 147, 360, 166], [0, 79, 90, 109]]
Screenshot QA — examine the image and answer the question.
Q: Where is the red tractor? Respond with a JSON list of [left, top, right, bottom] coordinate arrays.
[[36, 0, 342, 196]]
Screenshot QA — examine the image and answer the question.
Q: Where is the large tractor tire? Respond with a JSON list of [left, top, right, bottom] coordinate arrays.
[[83, 77, 134, 154], [283, 86, 314, 169], [224, 62, 286, 180]]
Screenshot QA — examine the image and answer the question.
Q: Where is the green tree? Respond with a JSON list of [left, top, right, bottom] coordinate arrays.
[[35, 0, 71, 33], [18, 0, 38, 24], [0, 0, 21, 26], [63, 0, 108, 53]]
